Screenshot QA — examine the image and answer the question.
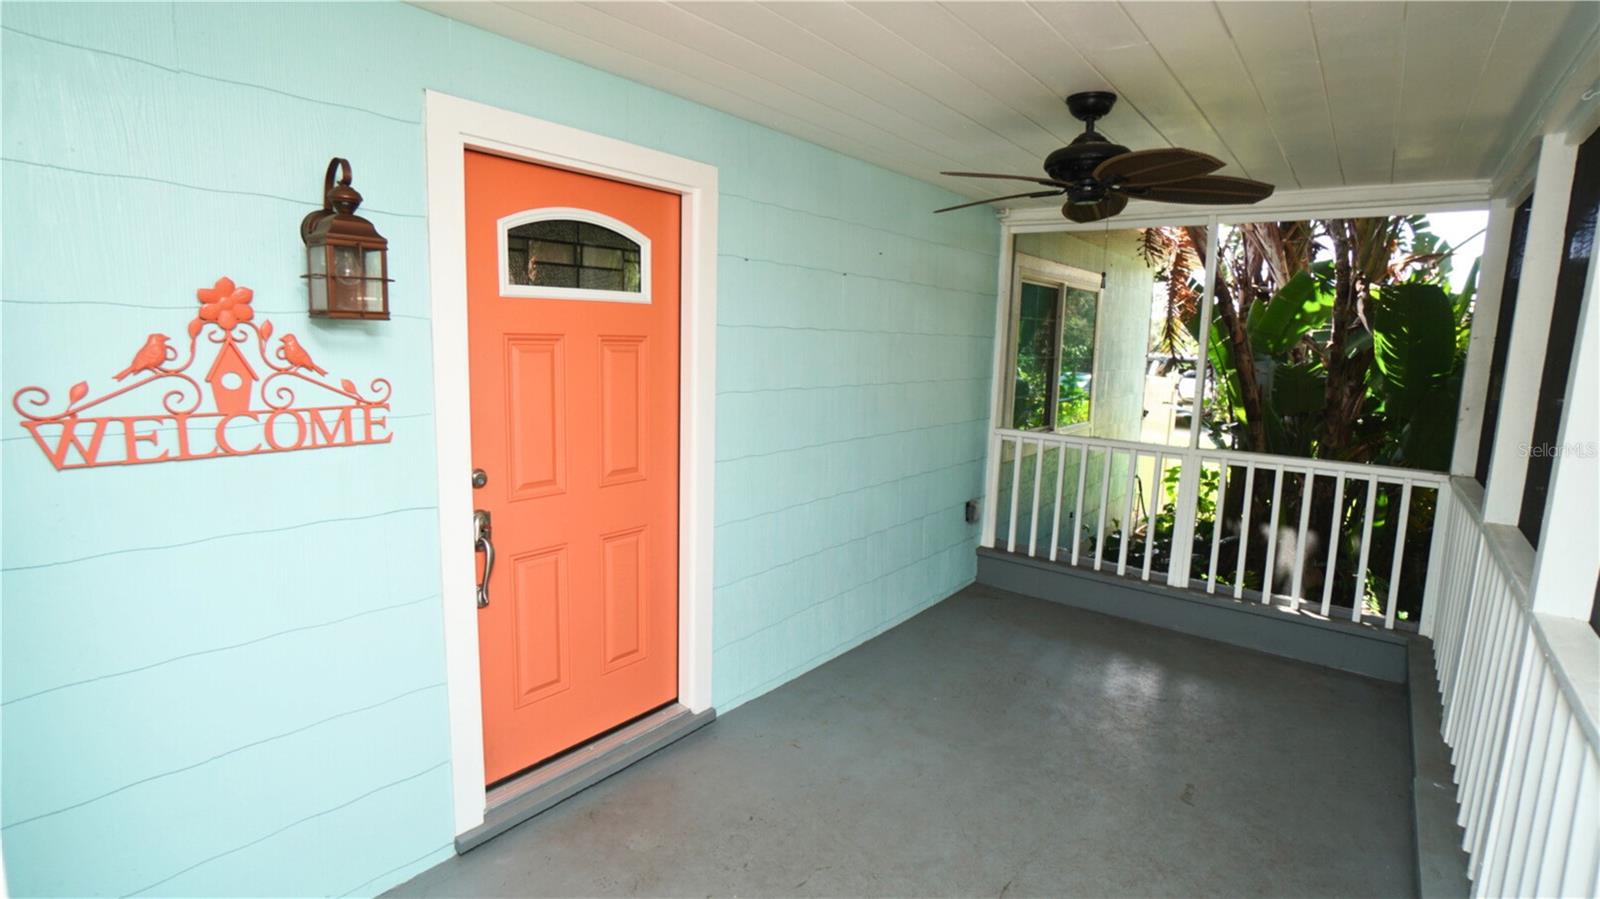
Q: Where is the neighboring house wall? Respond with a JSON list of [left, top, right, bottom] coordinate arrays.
[[0, 4, 998, 897], [1013, 229, 1155, 443]]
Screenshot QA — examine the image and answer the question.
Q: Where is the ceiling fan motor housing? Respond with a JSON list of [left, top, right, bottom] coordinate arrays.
[[1044, 134, 1130, 202]]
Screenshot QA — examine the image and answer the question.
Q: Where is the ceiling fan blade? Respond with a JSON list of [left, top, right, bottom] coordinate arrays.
[[942, 170, 1073, 189], [934, 189, 1064, 214], [1122, 175, 1276, 205], [1062, 193, 1129, 224], [1093, 148, 1224, 187]]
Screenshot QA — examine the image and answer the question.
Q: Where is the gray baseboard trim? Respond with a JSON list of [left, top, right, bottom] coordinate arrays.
[[455, 703, 716, 853], [1407, 641, 1471, 898], [975, 547, 1409, 682]]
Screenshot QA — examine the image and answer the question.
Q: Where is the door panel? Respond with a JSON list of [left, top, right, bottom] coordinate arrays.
[[601, 526, 647, 669], [466, 151, 680, 784], [510, 545, 568, 704], [599, 336, 646, 484], [504, 335, 565, 500]]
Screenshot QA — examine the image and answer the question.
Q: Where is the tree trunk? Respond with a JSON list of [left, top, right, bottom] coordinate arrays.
[[1320, 220, 1371, 461]]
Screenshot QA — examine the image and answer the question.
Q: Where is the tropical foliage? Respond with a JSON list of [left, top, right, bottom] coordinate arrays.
[[1131, 216, 1480, 620]]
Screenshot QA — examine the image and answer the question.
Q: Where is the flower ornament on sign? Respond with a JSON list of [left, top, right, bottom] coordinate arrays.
[[11, 277, 393, 469], [195, 278, 255, 331]]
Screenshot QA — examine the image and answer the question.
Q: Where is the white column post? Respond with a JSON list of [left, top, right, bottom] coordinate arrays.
[[1527, 242, 1600, 619], [980, 219, 1016, 548], [1166, 215, 1220, 587], [1482, 132, 1579, 524], [1449, 196, 1516, 476]]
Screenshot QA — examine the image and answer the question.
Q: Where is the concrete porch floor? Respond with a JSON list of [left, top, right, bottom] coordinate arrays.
[[388, 585, 1415, 898]]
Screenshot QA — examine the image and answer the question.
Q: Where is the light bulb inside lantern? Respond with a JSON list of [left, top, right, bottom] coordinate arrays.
[[333, 246, 361, 284]]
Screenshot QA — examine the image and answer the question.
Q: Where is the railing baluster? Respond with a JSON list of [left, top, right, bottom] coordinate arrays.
[[1419, 485, 1450, 639], [1094, 448, 1112, 572], [1320, 475, 1346, 617], [1233, 463, 1256, 600], [1142, 452, 1163, 582], [983, 431, 1003, 547], [1207, 459, 1227, 594], [1027, 437, 1045, 558], [1071, 444, 1088, 567], [1552, 744, 1597, 895], [1165, 454, 1199, 588], [1259, 466, 1284, 604], [1291, 469, 1314, 611], [1117, 450, 1138, 576], [1383, 480, 1412, 629], [1481, 636, 1542, 897], [1351, 476, 1378, 622], [1048, 439, 1068, 563], [1006, 435, 1023, 554]]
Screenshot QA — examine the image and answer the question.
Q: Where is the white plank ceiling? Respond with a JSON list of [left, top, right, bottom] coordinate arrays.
[[419, 1, 1600, 207]]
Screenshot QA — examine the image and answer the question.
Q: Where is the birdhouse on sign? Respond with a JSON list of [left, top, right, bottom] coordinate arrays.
[[205, 340, 258, 415]]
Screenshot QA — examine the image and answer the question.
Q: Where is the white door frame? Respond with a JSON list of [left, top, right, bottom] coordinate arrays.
[[422, 91, 717, 838]]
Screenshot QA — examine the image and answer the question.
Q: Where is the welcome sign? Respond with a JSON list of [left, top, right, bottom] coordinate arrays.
[[11, 278, 393, 470]]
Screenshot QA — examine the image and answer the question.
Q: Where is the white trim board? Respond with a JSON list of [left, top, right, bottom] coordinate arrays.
[[422, 90, 718, 838]]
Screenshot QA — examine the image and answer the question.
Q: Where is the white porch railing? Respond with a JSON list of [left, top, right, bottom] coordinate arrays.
[[983, 429, 1451, 630], [1429, 480, 1600, 897]]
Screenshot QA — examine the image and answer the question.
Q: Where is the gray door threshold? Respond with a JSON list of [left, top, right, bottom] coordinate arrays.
[[456, 702, 716, 853]]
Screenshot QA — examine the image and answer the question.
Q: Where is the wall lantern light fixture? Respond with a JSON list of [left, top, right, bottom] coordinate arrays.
[[301, 157, 390, 320]]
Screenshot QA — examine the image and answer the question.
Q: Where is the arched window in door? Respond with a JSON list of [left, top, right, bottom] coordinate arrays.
[[498, 207, 651, 303]]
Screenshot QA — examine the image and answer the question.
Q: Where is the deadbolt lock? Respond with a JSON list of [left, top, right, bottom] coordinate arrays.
[[471, 468, 488, 489]]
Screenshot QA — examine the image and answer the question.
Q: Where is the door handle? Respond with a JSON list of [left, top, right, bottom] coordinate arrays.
[[474, 509, 494, 609]]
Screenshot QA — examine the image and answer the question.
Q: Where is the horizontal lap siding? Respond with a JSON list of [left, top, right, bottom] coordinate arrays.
[[0, 2, 999, 896]]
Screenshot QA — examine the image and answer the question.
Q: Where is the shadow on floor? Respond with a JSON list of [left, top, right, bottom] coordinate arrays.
[[387, 584, 1415, 898]]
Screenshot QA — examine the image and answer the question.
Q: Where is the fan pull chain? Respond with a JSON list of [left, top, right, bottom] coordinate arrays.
[[1100, 220, 1110, 289]]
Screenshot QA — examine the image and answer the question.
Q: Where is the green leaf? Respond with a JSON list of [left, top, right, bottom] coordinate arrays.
[[1398, 385, 1459, 472], [1246, 261, 1335, 355], [1369, 282, 1456, 420], [1271, 362, 1327, 415], [1206, 320, 1244, 422]]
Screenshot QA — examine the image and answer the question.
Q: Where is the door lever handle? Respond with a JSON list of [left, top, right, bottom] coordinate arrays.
[[474, 509, 494, 609]]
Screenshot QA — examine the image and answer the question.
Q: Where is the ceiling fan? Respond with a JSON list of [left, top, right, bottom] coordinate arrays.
[[935, 91, 1274, 223]]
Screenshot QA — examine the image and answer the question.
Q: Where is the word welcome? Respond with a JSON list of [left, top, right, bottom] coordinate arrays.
[[21, 404, 392, 470]]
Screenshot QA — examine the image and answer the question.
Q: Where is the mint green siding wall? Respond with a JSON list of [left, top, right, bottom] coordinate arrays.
[[0, 3, 998, 896]]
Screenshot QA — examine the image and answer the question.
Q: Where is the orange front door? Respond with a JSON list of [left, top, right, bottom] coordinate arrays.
[[465, 150, 680, 785]]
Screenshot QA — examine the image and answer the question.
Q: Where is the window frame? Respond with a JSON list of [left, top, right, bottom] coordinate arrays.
[[1003, 253, 1103, 433], [496, 206, 653, 304]]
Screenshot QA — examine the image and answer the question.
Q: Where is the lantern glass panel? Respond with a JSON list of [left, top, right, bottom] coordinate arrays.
[[362, 248, 386, 313], [307, 245, 328, 312]]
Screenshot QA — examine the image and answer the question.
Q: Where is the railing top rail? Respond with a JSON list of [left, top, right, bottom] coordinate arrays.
[[992, 427, 1450, 486]]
